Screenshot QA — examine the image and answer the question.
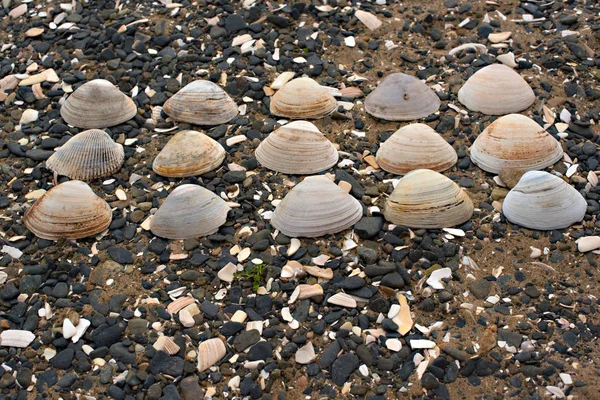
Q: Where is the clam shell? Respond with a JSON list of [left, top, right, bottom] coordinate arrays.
[[150, 184, 230, 239], [271, 176, 363, 238], [46, 129, 124, 181], [502, 171, 586, 230], [376, 123, 457, 175], [255, 121, 338, 174], [60, 79, 137, 128], [269, 77, 338, 119], [197, 338, 227, 372], [384, 169, 474, 228], [364, 73, 440, 121], [458, 64, 535, 115], [23, 180, 112, 240], [163, 80, 238, 125], [470, 114, 563, 174], [0, 330, 35, 348], [153, 130, 226, 177]]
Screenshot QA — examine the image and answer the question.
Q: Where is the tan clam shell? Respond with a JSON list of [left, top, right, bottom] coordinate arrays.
[[197, 338, 227, 372], [502, 171, 587, 230], [269, 77, 338, 119], [153, 130, 226, 177], [470, 114, 563, 174], [384, 169, 474, 228], [60, 79, 137, 128], [364, 73, 441, 121], [150, 184, 230, 239], [45, 129, 125, 181], [458, 64, 535, 115], [255, 121, 338, 174], [23, 180, 112, 240], [163, 80, 238, 125], [376, 123, 457, 175], [271, 175, 363, 238]]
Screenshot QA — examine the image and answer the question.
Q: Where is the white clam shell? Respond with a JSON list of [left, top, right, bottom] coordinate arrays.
[[0, 330, 35, 348], [271, 176, 363, 238], [502, 171, 586, 230], [163, 80, 238, 125], [150, 184, 230, 239], [60, 79, 137, 128], [23, 180, 112, 240], [269, 77, 338, 119], [384, 169, 474, 228], [46, 129, 125, 181], [197, 338, 227, 372], [153, 130, 226, 177], [255, 121, 338, 174], [364, 73, 440, 121], [458, 64, 535, 115], [376, 123, 457, 175]]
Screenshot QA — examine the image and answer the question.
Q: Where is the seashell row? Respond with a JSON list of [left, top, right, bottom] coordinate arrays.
[[271, 175, 363, 238], [152, 130, 226, 178], [376, 123, 457, 175], [384, 169, 474, 229], [502, 171, 587, 230], [60, 79, 137, 128], [23, 180, 112, 240], [163, 80, 239, 126], [150, 184, 230, 240], [364, 73, 441, 121], [458, 64, 535, 115], [46, 129, 125, 181], [255, 121, 338, 175], [197, 338, 227, 372], [269, 77, 338, 119], [470, 114, 563, 174]]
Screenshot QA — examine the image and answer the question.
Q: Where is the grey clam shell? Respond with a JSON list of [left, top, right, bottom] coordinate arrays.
[[255, 121, 338, 174], [502, 171, 586, 230], [150, 184, 230, 240], [364, 73, 441, 121], [45, 129, 125, 181], [271, 176, 363, 238], [269, 77, 338, 119], [60, 79, 137, 128], [163, 80, 238, 125]]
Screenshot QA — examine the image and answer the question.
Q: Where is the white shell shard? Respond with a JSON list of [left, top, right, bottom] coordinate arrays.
[[46, 129, 125, 181], [458, 64, 535, 115], [269, 77, 338, 119], [152, 130, 226, 177], [327, 292, 357, 308], [23, 181, 112, 240], [0, 330, 35, 348], [62, 318, 77, 339], [364, 73, 440, 121], [376, 123, 457, 175], [295, 342, 316, 364], [60, 79, 137, 128], [197, 338, 227, 372], [150, 184, 230, 239], [470, 114, 563, 174], [576, 236, 600, 253], [503, 171, 587, 230], [384, 169, 474, 229], [163, 80, 238, 125], [255, 121, 338, 174], [271, 176, 363, 238]]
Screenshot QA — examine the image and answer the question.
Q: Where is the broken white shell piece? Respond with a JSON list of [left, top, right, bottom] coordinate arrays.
[[426, 268, 452, 290], [410, 339, 436, 349]]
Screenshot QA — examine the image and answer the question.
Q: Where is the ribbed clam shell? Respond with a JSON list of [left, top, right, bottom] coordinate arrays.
[[384, 169, 474, 228], [23, 180, 112, 240], [470, 114, 563, 174], [46, 129, 125, 181], [60, 79, 137, 128], [163, 80, 238, 125], [255, 121, 338, 174], [270, 77, 338, 119], [502, 171, 586, 230], [376, 123, 457, 175], [197, 338, 227, 372], [150, 184, 230, 239], [364, 73, 441, 121], [271, 176, 363, 238], [153, 130, 226, 177], [458, 64, 535, 115]]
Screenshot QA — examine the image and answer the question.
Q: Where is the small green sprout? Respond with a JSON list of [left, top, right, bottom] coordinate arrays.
[[235, 263, 265, 293]]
